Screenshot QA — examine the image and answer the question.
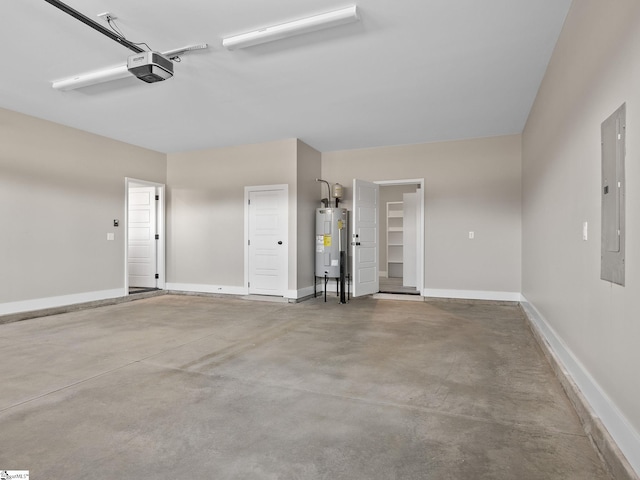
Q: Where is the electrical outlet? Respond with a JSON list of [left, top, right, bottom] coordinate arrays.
[[469, 231, 475, 240], [583, 222, 588, 241]]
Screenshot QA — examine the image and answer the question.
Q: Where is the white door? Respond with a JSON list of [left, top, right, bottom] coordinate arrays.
[[128, 186, 157, 288], [248, 188, 288, 296], [403, 192, 418, 287], [352, 179, 379, 297]]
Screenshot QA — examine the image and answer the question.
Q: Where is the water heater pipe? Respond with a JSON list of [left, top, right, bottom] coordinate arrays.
[[316, 179, 331, 206]]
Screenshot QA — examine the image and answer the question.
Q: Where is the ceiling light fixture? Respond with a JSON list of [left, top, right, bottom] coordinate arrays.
[[52, 65, 130, 91], [51, 44, 209, 91], [222, 5, 359, 50]]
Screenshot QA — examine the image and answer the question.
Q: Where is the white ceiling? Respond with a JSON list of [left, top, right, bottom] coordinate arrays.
[[1, 0, 571, 154]]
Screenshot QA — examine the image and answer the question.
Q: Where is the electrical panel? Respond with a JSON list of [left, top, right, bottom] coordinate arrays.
[[601, 103, 625, 285]]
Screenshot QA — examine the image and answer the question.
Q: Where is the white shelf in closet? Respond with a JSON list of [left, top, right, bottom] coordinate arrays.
[[386, 202, 404, 278]]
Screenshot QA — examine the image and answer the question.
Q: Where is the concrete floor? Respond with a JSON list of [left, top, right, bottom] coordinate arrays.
[[379, 276, 420, 295], [0, 295, 612, 479]]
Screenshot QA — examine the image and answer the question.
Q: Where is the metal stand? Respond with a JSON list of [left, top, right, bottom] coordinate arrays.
[[314, 268, 348, 304], [339, 251, 346, 304], [324, 274, 328, 302]]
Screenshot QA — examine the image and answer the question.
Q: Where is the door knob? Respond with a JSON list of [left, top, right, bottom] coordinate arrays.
[[278, 241, 283, 245]]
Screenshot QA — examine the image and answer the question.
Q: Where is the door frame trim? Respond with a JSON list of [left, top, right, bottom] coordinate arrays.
[[244, 184, 289, 296], [124, 177, 166, 294], [375, 178, 425, 295]]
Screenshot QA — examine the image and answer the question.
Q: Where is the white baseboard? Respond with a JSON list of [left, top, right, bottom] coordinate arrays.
[[166, 283, 247, 296], [315, 284, 520, 303], [168, 283, 318, 301], [287, 285, 316, 300], [0, 288, 126, 316], [521, 297, 640, 478], [422, 288, 521, 302], [318, 278, 339, 289], [373, 293, 424, 302]]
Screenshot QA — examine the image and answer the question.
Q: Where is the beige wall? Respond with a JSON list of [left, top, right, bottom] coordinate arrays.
[[522, 1, 640, 471], [0, 107, 166, 306], [1, 119, 319, 305], [166, 139, 300, 291], [166, 139, 321, 296], [322, 135, 522, 295], [296, 140, 322, 290]]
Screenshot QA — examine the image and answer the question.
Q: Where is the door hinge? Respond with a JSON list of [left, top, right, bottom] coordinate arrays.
[[248, 239, 250, 246], [248, 199, 251, 205], [155, 195, 159, 201], [248, 281, 250, 287], [155, 234, 160, 240], [155, 274, 159, 279]]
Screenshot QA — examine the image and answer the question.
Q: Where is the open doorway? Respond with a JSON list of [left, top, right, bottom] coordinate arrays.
[[351, 178, 424, 298], [125, 178, 166, 295], [377, 180, 423, 295]]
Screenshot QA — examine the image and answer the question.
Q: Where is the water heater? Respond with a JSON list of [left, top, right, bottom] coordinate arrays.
[[315, 207, 347, 278]]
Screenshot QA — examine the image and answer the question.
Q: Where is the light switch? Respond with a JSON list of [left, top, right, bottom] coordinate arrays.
[[583, 222, 588, 241], [468, 231, 475, 240], [107, 233, 115, 241]]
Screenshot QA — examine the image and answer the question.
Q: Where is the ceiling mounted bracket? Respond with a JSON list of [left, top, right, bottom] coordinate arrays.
[[97, 12, 117, 22], [44, 0, 144, 54]]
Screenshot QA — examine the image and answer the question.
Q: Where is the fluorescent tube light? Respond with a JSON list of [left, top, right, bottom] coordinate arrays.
[[52, 64, 131, 91], [162, 43, 208, 58], [222, 5, 359, 50]]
